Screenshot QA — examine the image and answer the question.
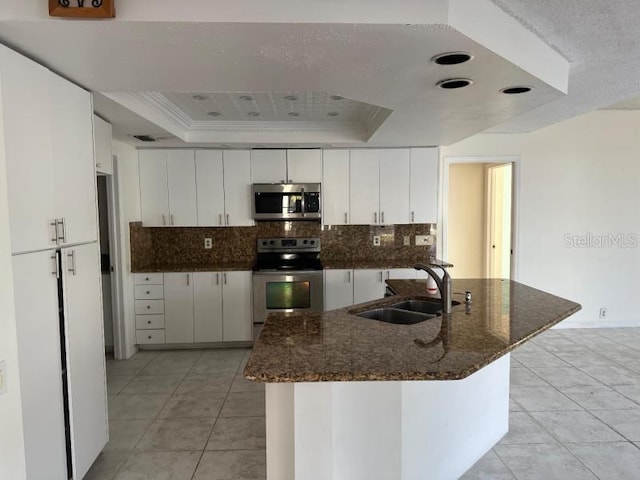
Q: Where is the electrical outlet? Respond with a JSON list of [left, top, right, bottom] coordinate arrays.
[[373, 236, 381, 247], [599, 308, 607, 319], [204, 238, 212, 249], [0, 361, 6, 396], [415, 235, 434, 246], [403, 235, 411, 246]]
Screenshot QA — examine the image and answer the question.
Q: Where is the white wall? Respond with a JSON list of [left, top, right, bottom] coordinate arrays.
[[442, 110, 640, 328], [0, 73, 27, 479], [112, 139, 141, 358]]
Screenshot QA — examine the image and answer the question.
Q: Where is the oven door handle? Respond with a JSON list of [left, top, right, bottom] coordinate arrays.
[[301, 187, 305, 218]]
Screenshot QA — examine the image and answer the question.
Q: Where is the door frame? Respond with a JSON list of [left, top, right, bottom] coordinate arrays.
[[485, 163, 513, 279], [439, 155, 521, 281]]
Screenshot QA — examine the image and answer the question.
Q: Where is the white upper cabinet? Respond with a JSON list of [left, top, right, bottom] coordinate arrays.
[[166, 150, 197, 226], [50, 73, 98, 246], [379, 149, 410, 225], [350, 149, 380, 225], [222, 150, 253, 226], [94, 115, 113, 175], [286, 149, 322, 183], [322, 150, 350, 225], [139, 150, 170, 226], [409, 148, 439, 223], [251, 149, 287, 183], [195, 150, 225, 226]]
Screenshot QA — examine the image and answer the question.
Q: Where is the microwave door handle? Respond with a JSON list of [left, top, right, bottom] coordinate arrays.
[[301, 187, 305, 217]]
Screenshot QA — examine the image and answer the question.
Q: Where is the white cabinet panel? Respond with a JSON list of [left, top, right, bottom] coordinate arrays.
[[12, 251, 67, 480], [94, 115, 113, 175], [136, 329, 166, 344], [164, 273, 194, 343], [386, 268, 417, 280], [350, 150, 380, 225], [194, 272, 223, 342], [322, 150, 350, 225], [134, 273, 164, 285], [136, 314, 165, 330], [379, 149, 410, 225], [195, 150, 225, 226], [135, 299, 164, 315], [287, 149, 322, 183], [251, 150, 287, 183], [222, 271, 253, 342], [51, 73, 98, 246], [166, 150, 197, 226], [410, 148, 439, 223], [1, 46, 57, 254], [324, 269, 354, 310], [62, 243, 108, 480], [139, 150, 169, 226], [353, 269, 386, 304], [223, 150, 253, 226], [134, 284, 164, 300]]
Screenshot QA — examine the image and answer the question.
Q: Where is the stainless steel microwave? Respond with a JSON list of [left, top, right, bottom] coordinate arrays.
[[252, 183, 321, 220]]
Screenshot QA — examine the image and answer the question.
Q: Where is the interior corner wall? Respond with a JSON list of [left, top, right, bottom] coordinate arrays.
[[0, 74, 27, 479], [442, 110, 640, 328], [447, 163, 487, 278], [112, 139, 141, 358]]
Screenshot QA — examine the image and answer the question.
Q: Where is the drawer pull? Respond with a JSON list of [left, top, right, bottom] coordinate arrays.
[[148, 335, 152, 340], [145, 277, 149, 281], [147, 320, 151, 324], [147, 305, 151, 309], [146, 290, 150, 294]]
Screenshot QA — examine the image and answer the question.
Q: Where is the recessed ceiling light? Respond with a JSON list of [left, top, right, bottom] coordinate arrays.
[[192, 94, 208, 101], [330, 95, 344, 100], [500, 86, 533, 95], [207, 111, 221, 117], [239, 95, 253, 101], [247, 111, 260, 117], [432, 52, 473, 65], [288, 112, 300, 117], [284, 95, 299, 101], [437, 78, 473, 89], [327, 112, 339, 116]]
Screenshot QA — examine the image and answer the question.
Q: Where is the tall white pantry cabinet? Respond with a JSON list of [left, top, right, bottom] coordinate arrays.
[[0, 45, 108, 480]]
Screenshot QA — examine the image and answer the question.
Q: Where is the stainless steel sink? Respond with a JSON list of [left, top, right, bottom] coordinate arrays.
[[355, 308, 436, 325]]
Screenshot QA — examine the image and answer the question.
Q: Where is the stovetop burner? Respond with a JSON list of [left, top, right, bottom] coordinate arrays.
[[253, 237, 322, 271]]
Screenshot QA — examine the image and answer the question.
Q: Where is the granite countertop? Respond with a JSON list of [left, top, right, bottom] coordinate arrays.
[[244, 279, 581, 383], [132, 262, 255, 273], [324, 259, 453, 270]]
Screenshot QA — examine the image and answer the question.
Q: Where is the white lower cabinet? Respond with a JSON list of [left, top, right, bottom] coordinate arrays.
[[324, 269, 354, 310], [352, 268, 418, 304], [194, 272, 224, 342], [221, 271, 253, 342], [164, 272, 195, 344]]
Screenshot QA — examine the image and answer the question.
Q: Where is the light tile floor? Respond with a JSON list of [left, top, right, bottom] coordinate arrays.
[[86, 328, 640, 480]]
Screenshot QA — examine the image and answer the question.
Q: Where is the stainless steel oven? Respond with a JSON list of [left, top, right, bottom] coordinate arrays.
[[252, 183, 321, 221], [252, 238, 324, 335]]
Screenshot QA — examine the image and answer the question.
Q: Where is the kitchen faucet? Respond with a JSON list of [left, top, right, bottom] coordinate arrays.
[[413, 263, 453, 314]]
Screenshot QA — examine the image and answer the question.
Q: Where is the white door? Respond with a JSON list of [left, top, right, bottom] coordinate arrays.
[[164, 272, 195, 343], [223, 150, 253, 226], [350, 149, 380, 225], [193, 272, 223, 342], [195, 150, 225, 226], [353, 269, 386, 304], [487, 164, 513, 279], [166, 150, 197, 226], [51, 73, 98, 246], [379, 149, 410, 225], [1, 46, 57, 254], [222, 271, 253, 341], [251, 150, 287, 183], [138, 150, 169, 226], [62, 243, 108, 480], [322, 150, 350, 225], [324, 269, 354, 310], [94, 115, 113, 175], [287, 149, 322, 183], [12, 251, 67, 480], [410, 148, 439, 223]]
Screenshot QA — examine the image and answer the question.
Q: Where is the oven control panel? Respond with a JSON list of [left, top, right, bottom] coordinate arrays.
[[257, 237, 321, 253]]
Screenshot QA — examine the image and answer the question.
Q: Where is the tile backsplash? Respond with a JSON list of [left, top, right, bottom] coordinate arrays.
[[130, 221, 437, 272]]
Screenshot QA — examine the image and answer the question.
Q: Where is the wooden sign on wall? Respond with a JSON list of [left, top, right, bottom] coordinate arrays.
[[49, 0, 115, 18]]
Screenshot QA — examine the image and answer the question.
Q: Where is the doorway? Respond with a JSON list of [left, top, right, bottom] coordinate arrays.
[[441, 157, 518, 280], [97, 175, 114, 352]]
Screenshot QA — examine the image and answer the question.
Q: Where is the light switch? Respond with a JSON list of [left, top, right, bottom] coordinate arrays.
[[0, 361, 7, 395], [415, 235, 434, 246]]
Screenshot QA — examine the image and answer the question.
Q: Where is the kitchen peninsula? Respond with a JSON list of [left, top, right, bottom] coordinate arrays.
[[245, 278, 581, 480]]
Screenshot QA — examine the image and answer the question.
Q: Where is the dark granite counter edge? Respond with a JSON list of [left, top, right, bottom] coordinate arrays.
[[132, 263, 254, 273]]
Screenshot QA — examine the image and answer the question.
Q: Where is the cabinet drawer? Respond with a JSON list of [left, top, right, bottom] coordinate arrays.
[[134, 273, 164, 285], [134, 284, 164, 300], [136, 314, 165, 330], [136, 329, 166, 345], [135, 300, 164, 315]]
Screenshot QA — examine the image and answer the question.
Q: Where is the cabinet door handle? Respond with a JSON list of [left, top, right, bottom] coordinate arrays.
[[97, 162, 102, 168], [379, 271, 383, 282], [411, 211, 415, 223], [386, 271, 390, 280], [374, 212, 377, 224], [58, 218, 66, 243], [219, 214, 223, 226], [381, 212, 385, 224], [50, 220, 59, 244], [170, 214, 175, 226], [344, 212, 348, 224], [186, 273, 190, 286], [226, 214, 230, 226], [51, 253, 59, 278], [347, 271, 351, 283], [223, 273, 227, 285], [67, 251, 77, 276], [216, 273, 220, 285], [162, 214, 166, 226]]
